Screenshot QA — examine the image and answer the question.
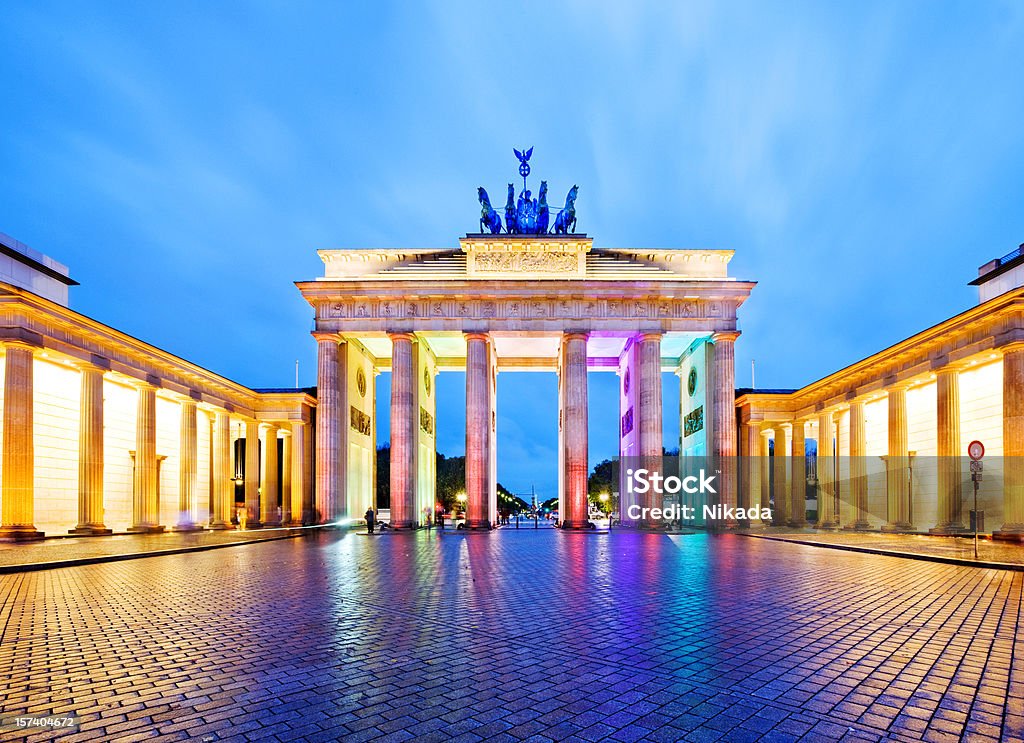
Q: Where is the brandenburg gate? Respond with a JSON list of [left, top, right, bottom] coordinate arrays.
[[298, 234, 755, 529]]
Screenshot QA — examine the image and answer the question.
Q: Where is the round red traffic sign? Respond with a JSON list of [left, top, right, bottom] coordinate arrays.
[[968, 440, 985, 461]]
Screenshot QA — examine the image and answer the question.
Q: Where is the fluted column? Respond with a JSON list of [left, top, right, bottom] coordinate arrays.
[[637, 333, 663, 527], [173, 398, 202, 531], [281, 429, 292, 525], [771, 426, 789, 525], [816, 412, 837, 528], [996, 345, 1024, 541], [287, 421, 306, 525], [882, 387, 912, 531], [931, 367, 965, 533], [561, 332, 590, 529], [129, 381, 163, 533], [244, 418, 260, 527], [712, 332, 739, 527], [315, 334, 341, 524], [741, 422, 761, 526], [848, 400, 870, 530], [759, 428, 772, 524], [0, 342, 43, 541], [71, 361, 111, 535], [789, 420, 807, 527], [261, 424, 280, 526], [210, 410, 233, 529], [390, 332, 417, 528], [465, 332, 492, 529]]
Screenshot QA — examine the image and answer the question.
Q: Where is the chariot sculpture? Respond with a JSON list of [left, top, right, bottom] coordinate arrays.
[[476, 148, 579, 235]]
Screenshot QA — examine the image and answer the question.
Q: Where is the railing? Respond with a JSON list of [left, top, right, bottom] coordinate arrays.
[[997, 244, 1024, 266]]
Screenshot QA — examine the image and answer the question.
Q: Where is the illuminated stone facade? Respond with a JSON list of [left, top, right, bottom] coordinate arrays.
[[298, 235, 755, 529]]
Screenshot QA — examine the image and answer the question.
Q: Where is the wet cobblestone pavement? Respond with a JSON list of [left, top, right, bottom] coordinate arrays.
[[0, 529, 1021, 742], [739, 530, 1024, 568]]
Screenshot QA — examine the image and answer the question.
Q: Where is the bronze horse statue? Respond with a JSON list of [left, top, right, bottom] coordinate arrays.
[[477, 187, 502, 234], [553, 185, 578, 234], [536, 181, 549, 234], [504, 184, 518, 234]]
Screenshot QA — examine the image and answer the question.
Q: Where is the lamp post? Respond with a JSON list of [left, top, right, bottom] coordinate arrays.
[[456, 491, 466, 529], [599, 492, 610, 530]]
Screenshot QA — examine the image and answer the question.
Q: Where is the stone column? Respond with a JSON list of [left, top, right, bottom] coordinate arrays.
[[561, 332, 590, 529], [0, 341, 43, 541], [883, 386, 912, 531], [816, 412, 837, 528], [931, 367, 965, 533], [129, 381, 164, 533], [742, 422, 761, 526], [789, 420, 807, 527], [174, 398, 202, 531], [287, 421, 306, 525], [261, 424, 280, 527], [996, 345, 1024, 541], [315, 334, 341, 524], [244, 418, 260, 527], [389, 332, 417, 528], [771, 426, 789, 525], [848, 399, 870, 530], [711, 332, 740, 527], [465, 332, 492, 529], [759, 428, 772, 524], [637, 333, 663, 526], [210, 410, 233, 529], [71, 361, 112, 535], [281, 429, 292, 526]]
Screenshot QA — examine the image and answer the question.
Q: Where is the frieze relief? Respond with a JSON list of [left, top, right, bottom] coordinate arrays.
[[317, 297, 739, 322]]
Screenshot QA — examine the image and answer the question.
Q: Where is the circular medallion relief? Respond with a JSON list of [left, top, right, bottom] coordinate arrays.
[[356, 367, 367, 398], [623, 367, 631, 395], [687, 367, 698, 397], [424, 367, 431, 397]]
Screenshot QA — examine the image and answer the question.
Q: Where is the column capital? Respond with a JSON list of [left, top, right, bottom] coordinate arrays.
[[133, 374, 161, 391], [711, 330, 741, 344], [564, 330, 590, 342], [0, 327, 44, 349], [464, 331, 491, 342], [312, 331, 340, 344], [388, 331, 417, 343], [637, 331, 662, 342], [74, 354, 111, 373]]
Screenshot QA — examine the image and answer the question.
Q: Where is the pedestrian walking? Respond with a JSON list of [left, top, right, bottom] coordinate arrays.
[[365, 507, 376, 534]]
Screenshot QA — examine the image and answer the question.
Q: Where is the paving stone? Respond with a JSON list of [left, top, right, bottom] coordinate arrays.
[[0, 529, 1019, 742]]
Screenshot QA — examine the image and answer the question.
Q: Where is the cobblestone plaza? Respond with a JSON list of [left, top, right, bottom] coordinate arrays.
[[1, 529, 1021, 742]]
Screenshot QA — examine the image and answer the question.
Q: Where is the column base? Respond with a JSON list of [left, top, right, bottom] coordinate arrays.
[[992, 528, 1024, 543], [929, 524, 968, 535], [560, 520, 592, 530], [880, 522, 915, 533], [208, 522, 234, 530], [127, 525, 166, 534], [845, 521, 872, 531], [787, 519, 808, 528], [260, 520, 282, 529], [464, 520, 492, 530], [68, 526, 113, 536], [0, 526, 45, 542], [284, 520, 305, 528], [816, 520, 840, 530], [241, 521, 264, 530], [172, 524, 205, 533]]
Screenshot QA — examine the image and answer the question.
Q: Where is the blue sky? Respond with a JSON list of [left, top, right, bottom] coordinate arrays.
[[3, 1, 1023, 498]]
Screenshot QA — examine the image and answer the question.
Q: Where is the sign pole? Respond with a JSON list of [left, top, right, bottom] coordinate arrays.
[[967, 440, 985, 560]]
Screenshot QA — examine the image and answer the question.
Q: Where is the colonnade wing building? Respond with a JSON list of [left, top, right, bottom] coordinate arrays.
[[737, 243, 1024, 542], [297, 235, 754, 529], [0, 232, 315, 540]]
